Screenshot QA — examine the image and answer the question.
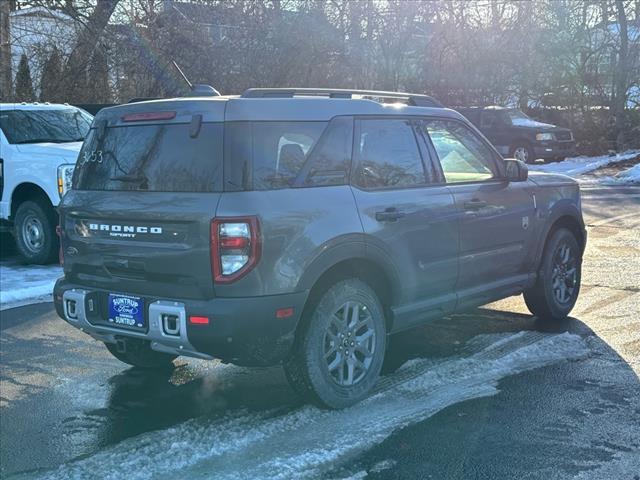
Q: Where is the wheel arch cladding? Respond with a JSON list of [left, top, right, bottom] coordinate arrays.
[[536, 212, 586, 273], [511, 137, 533, 149], [298, 256, 397, 335], [11, 182, 54, 219]]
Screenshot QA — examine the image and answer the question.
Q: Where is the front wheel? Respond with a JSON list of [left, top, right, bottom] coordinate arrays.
[[284, 279, 386, 409], [14, 200, 58, 264], [105, 339, 177, 369], [524, 228, 582, 322], [510, 143, 536, 164]]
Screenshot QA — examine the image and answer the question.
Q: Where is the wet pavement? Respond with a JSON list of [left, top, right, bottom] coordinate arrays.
[[1, 186, 639, 479]]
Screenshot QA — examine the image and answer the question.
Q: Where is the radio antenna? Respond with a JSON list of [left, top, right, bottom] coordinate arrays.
[[172, 61, 192, 90]]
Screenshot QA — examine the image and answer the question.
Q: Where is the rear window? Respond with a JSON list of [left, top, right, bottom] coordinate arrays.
[[73, 123, 223, 192]]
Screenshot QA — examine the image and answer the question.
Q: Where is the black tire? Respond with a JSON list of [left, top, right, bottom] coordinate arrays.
[[284, 279, 386, 409], [524, 228, 582, 322], [14, 200, 58, 264], [105, 339, 177, 369], [509, 142, 536, 164]]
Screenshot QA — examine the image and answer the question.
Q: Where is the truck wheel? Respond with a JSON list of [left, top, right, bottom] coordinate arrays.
[[105, 339, 177, 369], [284, 279, 386, 409], [14, 200, 58, 265], [524, 228, 582, 322], [510, 143, 535, 164]]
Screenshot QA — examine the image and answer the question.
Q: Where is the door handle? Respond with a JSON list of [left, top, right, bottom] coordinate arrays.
[[375, 208, 405, 222], [463, 199, 487, 210]]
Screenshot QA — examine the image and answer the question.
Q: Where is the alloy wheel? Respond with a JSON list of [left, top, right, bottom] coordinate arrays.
[[323, 301, 376, 386], [551, 242, 578, 305]]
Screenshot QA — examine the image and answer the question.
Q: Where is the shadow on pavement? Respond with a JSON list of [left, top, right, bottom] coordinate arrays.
[[82, 361, 298, 448], [382, 307, 582, 373]]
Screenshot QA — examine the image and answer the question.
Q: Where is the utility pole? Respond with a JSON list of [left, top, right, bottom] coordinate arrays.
[[0, 0, 12, 100]]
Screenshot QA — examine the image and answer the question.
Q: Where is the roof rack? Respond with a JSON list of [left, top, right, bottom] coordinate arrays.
[[241, 88, 444, 108]]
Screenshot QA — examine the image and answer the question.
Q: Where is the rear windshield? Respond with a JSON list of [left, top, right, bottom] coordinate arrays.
[[73, 123, 223, 192], [0, 108, 92, 144]]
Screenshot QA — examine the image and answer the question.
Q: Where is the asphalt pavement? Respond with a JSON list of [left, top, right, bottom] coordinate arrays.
[[1, 185, 638, 479]]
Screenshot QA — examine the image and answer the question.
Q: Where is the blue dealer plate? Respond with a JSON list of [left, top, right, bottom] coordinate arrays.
[[108, 294, 145, 330]]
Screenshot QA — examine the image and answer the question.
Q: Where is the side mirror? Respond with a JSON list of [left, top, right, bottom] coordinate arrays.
[[504, 159, 528, 182]]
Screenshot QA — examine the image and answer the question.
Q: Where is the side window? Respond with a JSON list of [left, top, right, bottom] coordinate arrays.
[[296, 116, 353, 187], [460, 110, 480, 126], [224, 121, 327, 191], [254, 123, 322, 190], [480, 111, 499, 129], [481, 111, 508, 129], [354, 119, 426, 189], [421, 119, 497, 184]]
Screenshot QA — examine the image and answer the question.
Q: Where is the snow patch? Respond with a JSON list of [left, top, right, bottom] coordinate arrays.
[[333, 471, 368, 480], [529, 150, 640, 178], [0, 260, 61, 310], [27, 331, 590, 480], [369, 459, 397, 473], [600, 162, 640, 185], [573, 449, 640, 479]]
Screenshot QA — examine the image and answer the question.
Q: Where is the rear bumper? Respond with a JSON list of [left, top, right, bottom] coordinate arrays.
[[54, 278, 308, 366], [534, 141, 576, 159]]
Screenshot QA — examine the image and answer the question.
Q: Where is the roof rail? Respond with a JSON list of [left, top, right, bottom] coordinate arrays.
[[241, 88, 444, 108]]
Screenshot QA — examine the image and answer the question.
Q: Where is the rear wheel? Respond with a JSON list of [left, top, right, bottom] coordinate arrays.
[[105, 339, 177, 369], [524, 228, 582, 322], [14, 200, 58, 264], [284, 279, 386, 409]]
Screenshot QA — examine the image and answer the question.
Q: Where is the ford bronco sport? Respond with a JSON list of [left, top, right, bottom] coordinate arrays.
[[54, 88, 586, 408]]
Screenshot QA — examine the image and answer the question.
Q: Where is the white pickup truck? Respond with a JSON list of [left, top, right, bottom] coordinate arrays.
[[0, 103, 93, 264]]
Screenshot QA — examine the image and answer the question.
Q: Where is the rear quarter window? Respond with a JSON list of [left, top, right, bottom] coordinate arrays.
[[224, 119, 352, 191], [74, 122, 223, 192]]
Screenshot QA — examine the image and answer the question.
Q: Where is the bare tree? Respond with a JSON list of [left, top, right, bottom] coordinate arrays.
[[62, 0, 120, 101], [613, 0, 629, 149]]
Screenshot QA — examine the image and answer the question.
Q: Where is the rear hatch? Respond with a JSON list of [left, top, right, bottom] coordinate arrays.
[[60, 98, 226, 300]]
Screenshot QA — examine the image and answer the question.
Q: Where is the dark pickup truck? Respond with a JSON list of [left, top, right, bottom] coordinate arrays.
[[457, 106, 576, 163]]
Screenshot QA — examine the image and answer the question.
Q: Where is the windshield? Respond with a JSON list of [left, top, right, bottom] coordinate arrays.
[[506, 110, 535, 126], [0, 109, 93, 144]]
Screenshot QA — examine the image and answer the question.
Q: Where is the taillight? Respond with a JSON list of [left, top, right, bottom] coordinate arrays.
[[210, 217, 260, 284]]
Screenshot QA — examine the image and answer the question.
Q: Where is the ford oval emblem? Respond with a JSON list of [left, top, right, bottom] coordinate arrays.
[[66, 246, 78, 256]]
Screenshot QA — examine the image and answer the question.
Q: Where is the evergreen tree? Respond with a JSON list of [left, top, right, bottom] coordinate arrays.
[[15, 54, 35, 102], [40, 47, 63, 102], [87, 48, 111, 102]]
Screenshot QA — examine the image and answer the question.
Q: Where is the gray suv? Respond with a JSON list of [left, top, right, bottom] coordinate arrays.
[[54, 88, 586, 408]]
